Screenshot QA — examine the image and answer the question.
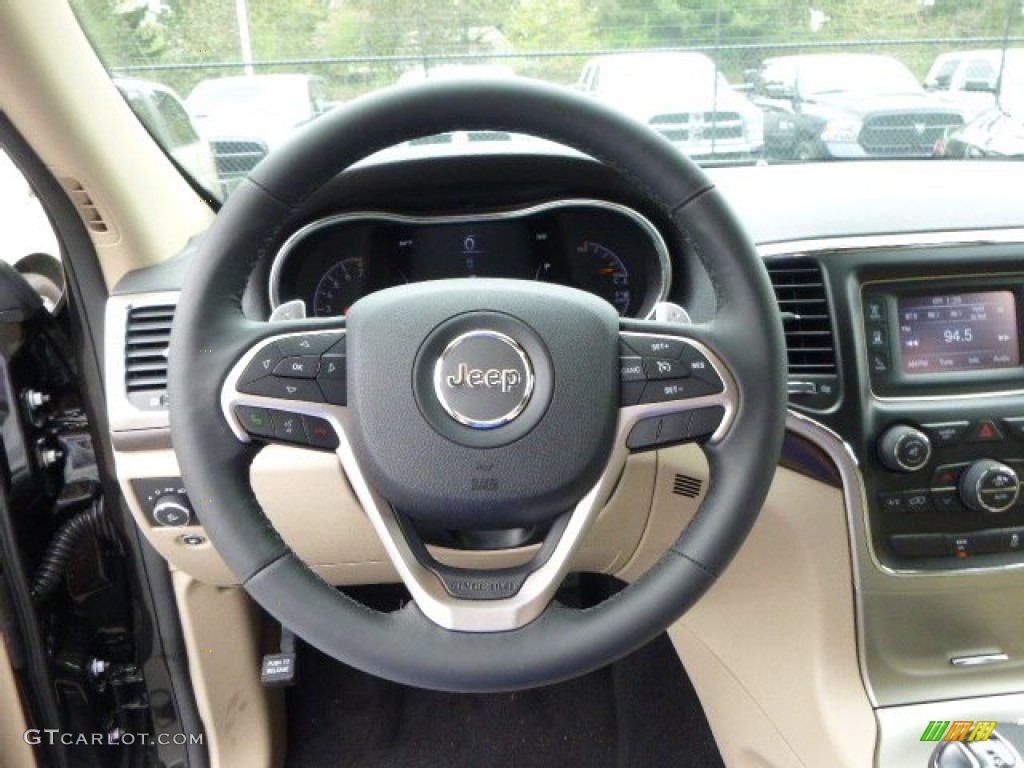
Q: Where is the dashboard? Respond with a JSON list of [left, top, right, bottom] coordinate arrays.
[[268, 200, 670, 319]]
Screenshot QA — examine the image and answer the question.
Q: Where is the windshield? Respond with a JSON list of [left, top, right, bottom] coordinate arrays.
[[70, 1, 1024, 199]]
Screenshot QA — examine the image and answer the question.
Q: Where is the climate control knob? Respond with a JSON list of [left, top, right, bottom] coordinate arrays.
[[877, 425, 932, 473], [959, 460, 1020, 514]]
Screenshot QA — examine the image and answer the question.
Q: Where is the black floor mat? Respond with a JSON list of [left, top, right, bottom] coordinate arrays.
[[285, 633, 724, 768]]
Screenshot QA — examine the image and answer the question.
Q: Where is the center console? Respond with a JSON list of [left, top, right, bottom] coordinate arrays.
[[860, 274, 1024, 571]]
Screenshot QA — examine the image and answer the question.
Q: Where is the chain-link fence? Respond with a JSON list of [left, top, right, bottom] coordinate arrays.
[[111, 36, 1024, 188]]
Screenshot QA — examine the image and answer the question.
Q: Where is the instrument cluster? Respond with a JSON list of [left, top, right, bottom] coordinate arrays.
[[269, 200, 671, 319]]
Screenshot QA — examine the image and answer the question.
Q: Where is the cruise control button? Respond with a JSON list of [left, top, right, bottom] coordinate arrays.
[[639, 377, 717, 404], [619, 357, 645, 382], [302, 415, 339, 450], [239, 376, 325, 402], [234, 405, 275, 438], [238, 344, 284, 386], [678, 346, 724, 391], [621, 335, 685, 359], [273, 355, 320, 378], [276, 333, 342, 358], [273, 411, 307, 444], [643, 357, 688, 380], [620, 381, 645, 406]]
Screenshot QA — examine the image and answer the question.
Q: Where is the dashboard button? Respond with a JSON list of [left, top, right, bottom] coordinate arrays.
[[869, 350, 890, 374], [273, 411, 308, 444], [239, 344, 284, 386], [643, 357, 688, 380], [240, 376, 325, 402], [302, 415, 339, 450], [968, 420, 1004, 443], [932, 488, 963, 513], [1001, 417, 1024, 440], [273, 355, 320, 378], [931, 462, 969, 488], [1003, 528, 1024, 551], [866, 325, 887, 348], [619, 357, 645, 382], [878, 492, 904, 513], [234, 405, 275, 438], [276, 333, 341, 358], [621, 335, 685, 359], [903, 490, 932, 512], [863, 296, 885, 323], [639, 377, 717, 404], [890, 533, 947, 557], [922, 421, 969, 447]]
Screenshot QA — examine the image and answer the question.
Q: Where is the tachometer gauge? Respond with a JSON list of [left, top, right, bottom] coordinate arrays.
[[575, 241, 631, 316], [312, 257, 365, 317]]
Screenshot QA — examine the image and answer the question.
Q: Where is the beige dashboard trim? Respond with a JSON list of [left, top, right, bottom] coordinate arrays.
[[0, 635, 35, 768]]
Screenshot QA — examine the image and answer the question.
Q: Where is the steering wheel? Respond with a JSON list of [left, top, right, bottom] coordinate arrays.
[[168, 78, 786, 692]]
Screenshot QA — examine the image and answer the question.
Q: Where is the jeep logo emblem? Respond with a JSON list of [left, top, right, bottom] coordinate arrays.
[[434, 331, 534, 429], [446, 363, 522, 392]]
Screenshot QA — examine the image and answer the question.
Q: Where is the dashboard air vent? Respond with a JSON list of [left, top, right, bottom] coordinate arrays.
[[765, 260, 837, 376], [124, 303, 175, 409]]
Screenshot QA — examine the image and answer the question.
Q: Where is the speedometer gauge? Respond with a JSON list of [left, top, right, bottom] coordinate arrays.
[[313, 257, 365, 316], [574, 241, 631, 316]]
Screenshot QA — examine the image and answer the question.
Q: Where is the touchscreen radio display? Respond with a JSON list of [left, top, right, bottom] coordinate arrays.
[[898, 291, 1020, 374]]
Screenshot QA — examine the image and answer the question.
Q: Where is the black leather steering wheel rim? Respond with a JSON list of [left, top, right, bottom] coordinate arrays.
[[168, 78, 786, 692]]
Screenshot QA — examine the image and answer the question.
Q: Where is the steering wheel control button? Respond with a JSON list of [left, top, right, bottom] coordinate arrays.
[[239, 343, 284, 386], [316, 352, 348, 405], [241, 376, 325, 402], [678, 347, 724, 391], [301, 415, 339, 450], [433, 330, 534, 429], [273, 355, 320, 378], [276, 333, 342, 358], [235, 405, 276, 438], [621, 335, 685, 359], [626, 406, 725, 451], [273, 412, 307, 444], [639, 377, 718, 404], [619, 357, 645, 382], [643, 357, 688, 380]]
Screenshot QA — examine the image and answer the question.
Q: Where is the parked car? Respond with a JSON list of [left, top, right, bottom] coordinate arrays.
[[924, 48, 1023, 121], [113, 77, 221, 198], [753, 53, 964, 161], [8, 1, 1024, 766], [185, 74, 332, 192], [934, 49, 1024, 159], [577, 52, 764, 163]]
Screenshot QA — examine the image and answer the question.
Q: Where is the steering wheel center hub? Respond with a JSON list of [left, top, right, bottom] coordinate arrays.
[[434, 330, 535, 429]]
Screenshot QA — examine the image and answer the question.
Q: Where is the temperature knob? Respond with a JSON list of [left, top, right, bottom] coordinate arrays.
[[959, 460, 1020, 514], [152, 493, 194, 527], [877, 425, 932, 473]]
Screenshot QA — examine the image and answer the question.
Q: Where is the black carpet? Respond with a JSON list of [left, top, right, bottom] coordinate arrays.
[[285, 631, 724, 767]]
